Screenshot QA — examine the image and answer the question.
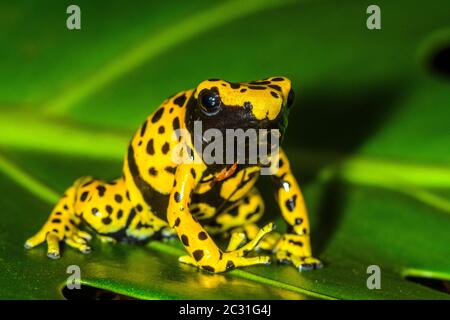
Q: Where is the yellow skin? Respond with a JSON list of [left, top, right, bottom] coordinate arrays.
[[25, 77, 323, 273]]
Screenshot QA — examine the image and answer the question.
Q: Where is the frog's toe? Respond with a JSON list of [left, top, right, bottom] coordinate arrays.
[[226, 231, 247, 252], [161, 227, 177, 239], [276, 251, 323, 272], [66, 237, 92, 254], [179, 255, 196, 266], [24, 230, 46, 249], [76, 230, 92, 242], [46, 233, 62, 259], [47, 251, 61, 259], [228, 222, 275, 257], [299, 257, 323, 271]]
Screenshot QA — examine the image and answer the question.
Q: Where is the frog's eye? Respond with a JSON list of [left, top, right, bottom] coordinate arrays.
[[199, 89, 221, 114], [287, 89, 295, 108]]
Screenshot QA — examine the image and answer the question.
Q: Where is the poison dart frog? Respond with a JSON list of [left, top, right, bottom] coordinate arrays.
[[25, 77, 323, 273]]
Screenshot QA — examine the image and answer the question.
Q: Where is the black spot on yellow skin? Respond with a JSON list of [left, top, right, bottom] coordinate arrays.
[[114, 194, 122, 203], [97, 185, 106, 197], [202, 265, 215, 273], [126, 191, 130, 201], [55, 211, 62, 216], [146, 139, 155, 155], [198, 231, 207, 240], [92, 208, 100, 216], [278, 158, 284, 168], [173, 117, 180, 130], [227, 206, 240, 217], [106, 205, 113, 214], [51, 218, 61, 223], [161, 142, 170, 154], [271, 77, 285, 81], [288, 239, 303, 247], [169, 107, 174, 113], [229, 82, 240, 89], [138, 141, 142, 146], [140, 120, 148, 137], [240, 88, 247, 93], [270, 91, 279, 98], [102, 217, 112, 225], [248, 85, 265, 90], [174, 217, 181, 227], [295, 218, 303, 225], [285, 195, 297, 212], [117, 210, 123, 219], [268, 84, 282, 91], [193, 250, 204, 261], [158, 126, 165, 134], [190, 168, 196, 179], [174, 94, 186, 107], [174, 192, 182, 202], [148, 167, 158, 176], [249, 80, 271, 85], [165, 166, 176, 174], [151, 107, 164, 123], [181, 234, 189, 246], [82, 180, 93, 187], [246, 205, 261, 220], [80, 191, 89, 202], [136, 204, 143, 212], [226, 260, 235, 270], [185, 145, 194, 159], [65, 225, 70, 232]]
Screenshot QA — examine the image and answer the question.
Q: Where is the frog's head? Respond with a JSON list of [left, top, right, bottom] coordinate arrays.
[[185, 77, 294, 167], [189, 76, 293, 133]]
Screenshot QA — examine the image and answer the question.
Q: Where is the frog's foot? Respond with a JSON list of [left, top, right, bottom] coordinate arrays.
[[232, 223, 281, 252], [276, 251, 323, 271], [160, 226, 177, 240], [179, 222, 275, 273], [25, 227, 92, 259], [274, 233, 323, 271], [98, 235, 117, 244]]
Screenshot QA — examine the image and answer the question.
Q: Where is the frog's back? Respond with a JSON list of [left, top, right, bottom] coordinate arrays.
[[122, 89, 193, 220]]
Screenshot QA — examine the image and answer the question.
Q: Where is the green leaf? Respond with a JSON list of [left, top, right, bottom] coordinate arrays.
[[0, 0, 449, 299]]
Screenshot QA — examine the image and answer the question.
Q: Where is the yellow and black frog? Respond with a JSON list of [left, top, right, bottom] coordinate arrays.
[[25, 77, 323, 273]]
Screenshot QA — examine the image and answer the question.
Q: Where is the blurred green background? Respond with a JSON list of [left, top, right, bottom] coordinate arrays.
[[0, 0, 449, 299]]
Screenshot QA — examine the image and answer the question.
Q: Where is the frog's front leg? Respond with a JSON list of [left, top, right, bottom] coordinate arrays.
[[270, 149, 323, 271], [168, 164, 272, 273], [25, 177, 94, 258]]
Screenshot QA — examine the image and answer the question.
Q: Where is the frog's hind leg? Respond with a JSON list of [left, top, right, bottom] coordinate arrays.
[[124, 212, 168, 243], [205, 187, 280, 252], [24, 176, 94, 258], [205, 187, 265, 234]]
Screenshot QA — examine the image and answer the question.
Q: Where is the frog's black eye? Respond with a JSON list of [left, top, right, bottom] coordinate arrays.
[[199, 89, 221, 114], [287, 89, 295, 108]]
